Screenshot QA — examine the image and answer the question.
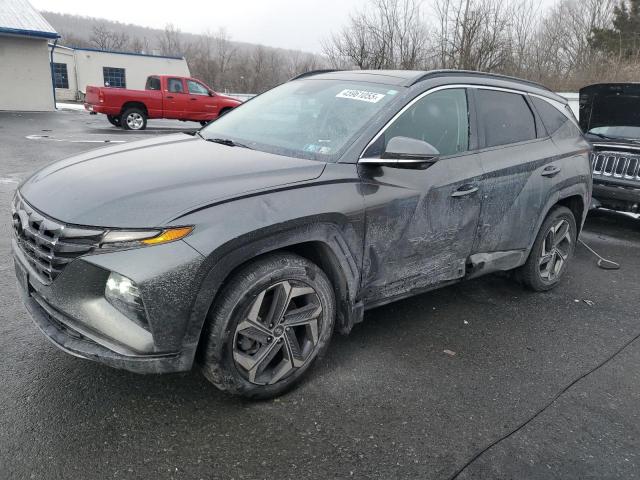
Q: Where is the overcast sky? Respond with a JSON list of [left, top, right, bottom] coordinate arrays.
[[31, 0, 557, 53]]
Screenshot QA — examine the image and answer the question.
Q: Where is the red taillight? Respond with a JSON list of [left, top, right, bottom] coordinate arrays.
[[98, 90, 104, 103]]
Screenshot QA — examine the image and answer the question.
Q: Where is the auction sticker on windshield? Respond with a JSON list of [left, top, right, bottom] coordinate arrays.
[[336, 89, 386, 103]]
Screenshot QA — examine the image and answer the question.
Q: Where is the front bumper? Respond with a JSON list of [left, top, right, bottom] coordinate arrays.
[[593, 181, 640, 211], [13, 237, 206, 374]]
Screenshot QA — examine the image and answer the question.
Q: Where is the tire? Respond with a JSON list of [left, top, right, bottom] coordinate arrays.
[[517, 206, 577, 291], [107, 115, 121, 127], [200, 121, 208, 127], [121, 107, 147, 131], [200, 253, 335, 399]]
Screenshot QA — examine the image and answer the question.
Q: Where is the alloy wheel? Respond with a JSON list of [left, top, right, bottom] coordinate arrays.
[[126, 112, 144, 130], [232, 281, 323, 385], [538, 218, 572, 282]]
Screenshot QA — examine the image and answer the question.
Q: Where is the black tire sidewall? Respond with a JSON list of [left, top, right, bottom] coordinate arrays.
[[107, 115, 121, 127], [200, 253, 335, 399], [521, 206, 577, 291], [120, 108, 147, 130]]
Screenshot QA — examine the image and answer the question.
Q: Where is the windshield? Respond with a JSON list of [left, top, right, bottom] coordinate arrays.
[[587, 125, 640, 141], [200, 79, 402, 161]]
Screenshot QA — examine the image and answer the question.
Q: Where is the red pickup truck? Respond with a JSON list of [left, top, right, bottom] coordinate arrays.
[[84, 75, 241, 130]]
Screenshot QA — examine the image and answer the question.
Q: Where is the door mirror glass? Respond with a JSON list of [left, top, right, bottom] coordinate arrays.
[[382, 136, 440, 161]]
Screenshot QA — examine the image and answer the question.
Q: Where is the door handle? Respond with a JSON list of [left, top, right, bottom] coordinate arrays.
[[190, 98, 198, 101], [541, 165, 561, 177], [451, 184, 479, 197], [166, 95, 174, 99]]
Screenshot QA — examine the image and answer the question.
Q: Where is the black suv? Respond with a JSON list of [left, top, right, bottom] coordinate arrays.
[[580, 83, 640, 214], [13, 70, 592, 398]]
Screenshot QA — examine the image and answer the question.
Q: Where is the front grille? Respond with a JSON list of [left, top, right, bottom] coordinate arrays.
[[591, 151, 640, 183], [12, 194, 104, 284]]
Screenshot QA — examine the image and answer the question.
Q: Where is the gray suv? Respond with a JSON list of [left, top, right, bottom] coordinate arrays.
[[12, 70, 592, 398]]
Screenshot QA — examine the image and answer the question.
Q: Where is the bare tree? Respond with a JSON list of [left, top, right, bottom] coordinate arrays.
[[158, 24, 184, 56], [89, 23, 130, 50], [322, 0, 428, 69]]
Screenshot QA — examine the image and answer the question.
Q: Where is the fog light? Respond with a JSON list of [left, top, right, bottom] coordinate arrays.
[[105, 272, 148, 328]]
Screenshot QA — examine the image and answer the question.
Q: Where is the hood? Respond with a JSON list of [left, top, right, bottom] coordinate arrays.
[[579, 83, 640, 133], [20, 134, 325, 228]]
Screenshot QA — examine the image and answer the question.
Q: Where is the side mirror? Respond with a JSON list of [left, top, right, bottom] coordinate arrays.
[[208, 90, 215, 97], [360, 136, 440, 168]]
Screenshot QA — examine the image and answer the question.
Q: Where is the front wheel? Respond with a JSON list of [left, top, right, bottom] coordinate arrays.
[[517, 206, 577, 291], [121, 108, 147, 131], [200, 253, 335, 399]]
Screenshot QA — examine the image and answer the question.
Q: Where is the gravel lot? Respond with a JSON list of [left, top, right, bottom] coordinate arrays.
[[0, 110, 638, 480]]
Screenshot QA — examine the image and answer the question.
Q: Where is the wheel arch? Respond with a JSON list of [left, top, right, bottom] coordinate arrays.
[[184, 222, 362, 366], [527, 187, 587, 254], [120, 101, 148, 116]]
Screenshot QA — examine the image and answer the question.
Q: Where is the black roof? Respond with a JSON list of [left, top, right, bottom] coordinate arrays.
[[291, 69, 561, 101]]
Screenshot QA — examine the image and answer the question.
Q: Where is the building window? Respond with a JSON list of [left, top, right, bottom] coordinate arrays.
[[103, 67, 126, 88], [53, 63, 69, 89]]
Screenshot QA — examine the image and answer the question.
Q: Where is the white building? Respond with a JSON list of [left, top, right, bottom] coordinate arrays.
[[0, 0, 59, 111], [50, 45, 191, 102]]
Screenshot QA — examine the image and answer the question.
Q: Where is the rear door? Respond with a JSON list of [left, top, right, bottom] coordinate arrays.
[[472, 88, 559, 254], [359, 87, 485, 302], [163, 77, 189, 119], [186, 79, 216, 120]]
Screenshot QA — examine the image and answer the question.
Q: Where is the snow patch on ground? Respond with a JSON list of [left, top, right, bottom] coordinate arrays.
[[56, 103, 86, 111]]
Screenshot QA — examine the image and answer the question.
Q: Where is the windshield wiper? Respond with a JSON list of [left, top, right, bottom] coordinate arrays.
[[206, 137, 252, 149]]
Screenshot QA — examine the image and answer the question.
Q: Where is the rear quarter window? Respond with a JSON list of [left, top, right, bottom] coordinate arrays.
[[476, 90, 536, 148], [531, 97, 568, 135]]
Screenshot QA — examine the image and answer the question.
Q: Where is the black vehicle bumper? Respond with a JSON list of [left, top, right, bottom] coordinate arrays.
[[593, 181, 640, 212]]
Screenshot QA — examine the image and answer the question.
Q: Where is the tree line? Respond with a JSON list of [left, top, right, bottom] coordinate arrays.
[[45, 1, 640, 94], [323, 0, 640, 91]]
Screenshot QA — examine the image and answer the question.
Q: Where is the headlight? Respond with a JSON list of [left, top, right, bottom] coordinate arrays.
[[105, 272, 147, 328], [100, 226, 193, 249]]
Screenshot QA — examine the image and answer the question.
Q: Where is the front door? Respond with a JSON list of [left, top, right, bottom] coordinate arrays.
[[359, 87, 484, 303], [186, 79, 216, 120]]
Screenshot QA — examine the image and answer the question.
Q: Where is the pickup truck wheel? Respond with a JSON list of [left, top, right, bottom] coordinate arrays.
[[121, 108, 147, 131], [107, 115, 121, 127], [517, 206, 577, 291], [200, 253, 335, 399]]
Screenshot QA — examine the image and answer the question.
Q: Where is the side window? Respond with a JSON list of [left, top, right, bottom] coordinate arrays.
[[53, 63, 69, 89], [188, 80, 209, 95], [476, 90, 536, 147], [168, 78, 184, 93], [531, 96, 571, 136], [103, 67, 126, 88], [146, 76, 161, 91], [383, 89, 470, 157]]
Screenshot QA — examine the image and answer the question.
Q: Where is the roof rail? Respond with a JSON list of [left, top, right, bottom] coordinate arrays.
[[411, 70, 552, 92], [289, 69, 341, 81]]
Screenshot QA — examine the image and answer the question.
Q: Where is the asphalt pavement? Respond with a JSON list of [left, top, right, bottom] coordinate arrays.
[[0, 110, 638, 480]]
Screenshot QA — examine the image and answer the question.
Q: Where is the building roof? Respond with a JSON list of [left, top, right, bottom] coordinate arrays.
[[0, 0, 59, 39], [49, 44, 185, 61]]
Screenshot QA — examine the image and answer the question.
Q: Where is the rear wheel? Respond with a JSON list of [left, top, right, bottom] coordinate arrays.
[[517, 206, 577, 291], [200, 253, 335, 399], [121, 108, 147, 131], [107, 115, 121, 127]]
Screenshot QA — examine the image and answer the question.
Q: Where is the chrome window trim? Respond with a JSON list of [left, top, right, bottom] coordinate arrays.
[[359, 83, 542, 160]]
